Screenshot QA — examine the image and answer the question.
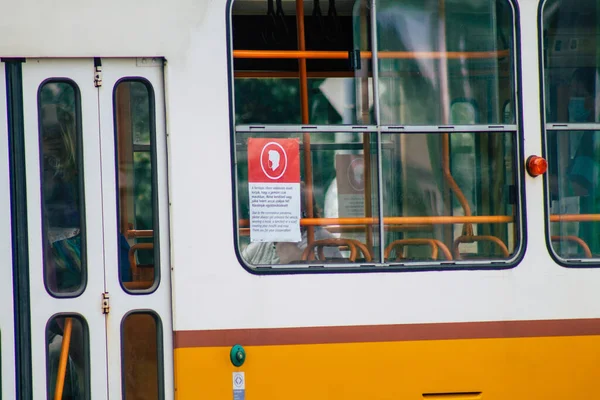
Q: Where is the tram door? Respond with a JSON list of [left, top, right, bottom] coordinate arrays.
[[21, 58, 173, 399]]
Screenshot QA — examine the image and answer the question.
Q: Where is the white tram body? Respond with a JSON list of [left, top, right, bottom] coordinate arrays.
[[0, 0, 599, 399]]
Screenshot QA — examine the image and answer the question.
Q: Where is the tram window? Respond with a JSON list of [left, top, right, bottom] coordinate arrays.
[[121, 312, 162, 400], [376, 0, 515, 125], [542, 0, 600, 262], [231, 0, 520, 269], [114, 80, 159, 291], [46, 315, 89, 399], [236, 131, 380, 265], [39, 81, 87, 295]]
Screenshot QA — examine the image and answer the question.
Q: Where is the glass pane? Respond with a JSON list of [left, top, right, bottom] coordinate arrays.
[[548, 130, 600, 258], [542, 0, 600, 123], [236, 131, 380, 266], [115, 81, 158, 291], [376, 0, 515, 125], [232, 0, 373, 125], [40, 82, 86, 295], [46, 315, 88, 399], [381, 131, 518, 261], [122, 313, 161, 400]]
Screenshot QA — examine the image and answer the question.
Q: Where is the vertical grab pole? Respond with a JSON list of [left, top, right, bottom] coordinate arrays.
[[297, 0, 315, 244], [54, 317, 73, 400], [438, 0, 473, 240]]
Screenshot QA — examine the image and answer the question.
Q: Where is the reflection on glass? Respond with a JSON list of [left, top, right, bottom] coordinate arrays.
[[40, 82, 85, 295], [547, 130, 600, 258], [542, 0, 600, 259], [115, 81, 157, 291], [234, 77, 373, 125], [381, 132, 517, 261], [376, 0, 515, 125], [122, 313, 161, 400], [46, 315, 88, 399], [232, 0, 372, 126], [237, 132, 380, 266], [543, 0, 599, 123]]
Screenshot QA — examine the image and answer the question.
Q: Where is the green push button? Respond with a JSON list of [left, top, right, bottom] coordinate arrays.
[[230, 344, 246, 367]]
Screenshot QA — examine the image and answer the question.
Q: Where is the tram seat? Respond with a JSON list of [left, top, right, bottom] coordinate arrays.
[[346, 239, 373, 262], [302, 238, 371, 262], [128, 243, 154, 281], [550, 236, 592, 258], [385, 238, 453, 261], [452, 235, 509, 260]]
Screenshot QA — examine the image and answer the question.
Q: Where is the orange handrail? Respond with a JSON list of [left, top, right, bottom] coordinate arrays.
[[432, 239, 453, 260], [302, 238, 358, 261], [232, 50, 510, 60], [550, 214, 600, 222], [295, 0, 315, 246], [54, 317, 73, 400], [453, 235, 510, 259], [551, 236, 592, 258], [347, 239, 373, 261], [240, 215, 513, 227], [235, 71, 357, 79], [442, 134, 473, 236], [385, 239, 440, 260], [238, 224, 431, 236], [125, 229, 153, 239]]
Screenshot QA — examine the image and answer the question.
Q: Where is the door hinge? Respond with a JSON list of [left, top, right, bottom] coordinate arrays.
[[101, 292, 110, 314], [94, 57, 102, 87]]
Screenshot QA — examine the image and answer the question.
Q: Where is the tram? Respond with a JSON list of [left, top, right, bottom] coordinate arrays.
[[1, 0, 600, 398]]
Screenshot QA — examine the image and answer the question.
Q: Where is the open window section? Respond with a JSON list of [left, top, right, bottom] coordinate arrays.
[[39, 81, 87, 294], [46, 315, 89, 399], [542, 0, 600, 263], [114, 80, 159, 291], [231, 0, 521, 270], [121, 312, 163, 400]]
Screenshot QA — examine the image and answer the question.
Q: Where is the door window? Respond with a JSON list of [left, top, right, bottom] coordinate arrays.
[[39, 81, 87, 295]]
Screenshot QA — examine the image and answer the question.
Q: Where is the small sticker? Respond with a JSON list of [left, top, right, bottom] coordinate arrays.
[[233, 372, 245, 400]]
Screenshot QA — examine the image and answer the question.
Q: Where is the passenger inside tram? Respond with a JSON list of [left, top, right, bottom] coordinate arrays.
[[242, 183, 343, 264], [40, 102, 85, 398], [42, 103, 132, 292], [41, 103, 84, 293]]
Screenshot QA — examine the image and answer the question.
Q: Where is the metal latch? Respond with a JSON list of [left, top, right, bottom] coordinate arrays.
[[101, 292, 110, 314], [94, 57, 102, 87]]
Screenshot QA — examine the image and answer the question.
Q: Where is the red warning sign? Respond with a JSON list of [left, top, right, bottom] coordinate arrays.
[[248, 138, 300, 183], [247, 138, 301, 243]]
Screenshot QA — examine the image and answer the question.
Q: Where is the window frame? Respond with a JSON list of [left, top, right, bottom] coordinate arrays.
[[44, 313, 90, 400], [227, 0, 527, 274], [120, 310, 164, 400], [538, 0, 600, 268], [38, 78, 88, 296], [112, 77, 162, 293]]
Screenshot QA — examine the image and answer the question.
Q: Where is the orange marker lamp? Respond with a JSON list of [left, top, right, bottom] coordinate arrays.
[[526, 155, 548, 177]]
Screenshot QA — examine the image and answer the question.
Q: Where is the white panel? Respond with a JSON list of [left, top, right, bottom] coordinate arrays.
[[0, 63, 17, 400], [0, 0, 213, 58], [166, 0, 600, 334], [22, 59, 108, 398], [99, 58, 173, 400]]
